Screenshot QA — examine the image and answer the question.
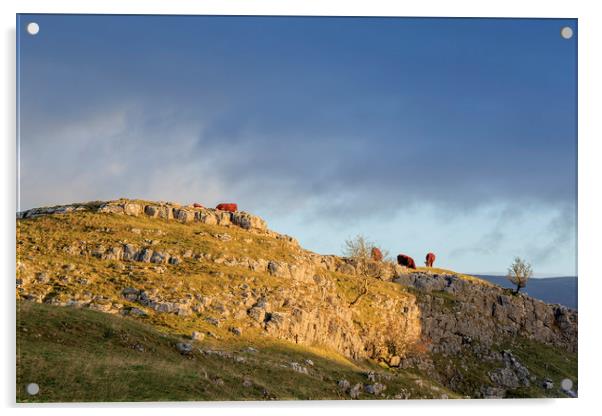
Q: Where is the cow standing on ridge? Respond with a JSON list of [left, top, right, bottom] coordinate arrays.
[[216, 203, 238, 212], [425, 252, 436, 268], [397, 254, 416, 269], [371, 247, 383, 262]]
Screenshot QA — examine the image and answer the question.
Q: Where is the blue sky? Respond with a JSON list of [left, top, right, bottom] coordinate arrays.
[[17, 15, 577, 276]]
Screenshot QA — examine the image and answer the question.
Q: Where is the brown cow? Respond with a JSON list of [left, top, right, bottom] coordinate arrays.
[[371, 247, 383, 262], [193, 203, 204, 208], [397, 254, 416, 269], [425, 252, 436, 268], [215, 203, 238, 212]]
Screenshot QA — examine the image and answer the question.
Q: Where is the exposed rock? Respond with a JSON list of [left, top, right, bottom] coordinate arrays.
[[168, 256, 181, 265], [174, 208, 195, 223], [136, 248, 154, 263], [231, 212, 267, 230], [150, 251, 167, 264], [205, 317, 221, 327], [290, 362, 309, 374], [176, 342, 193, 355], [348, 383, 363, 399], [364, 383, 386, 395], [124, 203, 142, 216], [229, 327, 242, 336], [389, 356, 401, 367], [337, 379, 350, 391], [122, 244, 138, 261], [191, 331, 205, 341]]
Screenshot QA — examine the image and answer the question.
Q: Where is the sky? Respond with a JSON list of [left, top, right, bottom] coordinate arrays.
[[17, 15, 577, 276]]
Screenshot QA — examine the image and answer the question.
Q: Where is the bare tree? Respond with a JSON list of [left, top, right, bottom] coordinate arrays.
[[506, 257, 533, 294], [343, 235, 377, 307], [343, 234, 374, 276]]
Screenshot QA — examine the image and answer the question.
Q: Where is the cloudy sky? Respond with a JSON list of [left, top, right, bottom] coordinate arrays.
[[17, 15, 577, 276]]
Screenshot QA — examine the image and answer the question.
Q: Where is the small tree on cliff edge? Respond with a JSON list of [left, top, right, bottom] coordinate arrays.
[[507, 257, 533, 294], [343, 235, 373, 276], [343, 235, 377, 306]]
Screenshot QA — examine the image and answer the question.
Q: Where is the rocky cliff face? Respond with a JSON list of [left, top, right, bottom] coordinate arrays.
[[16, 199, 577, 398], [395, 273, 577, 355]]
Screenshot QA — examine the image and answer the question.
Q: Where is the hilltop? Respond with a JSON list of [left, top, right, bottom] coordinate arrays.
[[16, 199, 578, 401]]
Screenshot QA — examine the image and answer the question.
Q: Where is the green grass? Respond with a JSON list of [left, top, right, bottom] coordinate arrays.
[[16, 302, 458, 402], [500, 337, 578, 398]]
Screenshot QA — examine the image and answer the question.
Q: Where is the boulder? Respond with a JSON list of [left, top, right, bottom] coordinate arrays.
[[122, 244, 138, 261], [144, 205, 159, 218], [364, 383, 386, 395], [176, 342, 193, 355], [174, 208, 195, 223], [229, 327, 242, 336], [231, 212, 267, 230], [150, 251, 167, 264], [191, 331, 205, 341], [337, 379, 351, 391], [136, 248, 154, 263], [124, 202, 142, 216], [349, 383, 362, 399]]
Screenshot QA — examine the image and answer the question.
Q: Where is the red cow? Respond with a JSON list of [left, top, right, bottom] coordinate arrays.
[[371, 247, 383, 262], [397, 254, 416, 269], [215, 203, 238, 212], [193, 203, 204, 208], [425, 252, 436, 268]]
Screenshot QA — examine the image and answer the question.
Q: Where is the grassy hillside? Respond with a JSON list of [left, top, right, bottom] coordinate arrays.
[[16, 302, 458, 402], [15, 202, 577, 401]]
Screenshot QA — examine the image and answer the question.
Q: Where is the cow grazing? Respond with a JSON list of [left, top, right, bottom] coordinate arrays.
[[193, 203, 204, 208], [397, 254, 416, 269], [425, 252, 436, 268], [215, 203, 238, 212], [371, 247, 383, 262]]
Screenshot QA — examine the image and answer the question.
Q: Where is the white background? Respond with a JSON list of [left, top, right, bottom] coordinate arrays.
[[1, 1, 600, 415]]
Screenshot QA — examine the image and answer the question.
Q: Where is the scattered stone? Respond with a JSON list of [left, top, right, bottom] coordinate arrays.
[[122, 287, 139, 301], [244, 346, 259, 353], [243, 378, 253, 388], [205, 317, 220, 327], [35, 272, 49, 283], [168, 256, 181, 265], [481, 386, 506, 399], [542, 379, 554, 389], [364, 383, 386, 395], [337, 379, 350, 391], [290, 362, 309, 374], [304, 359, 314, 367], [176, 342, 193, 355], [150, 251, 167, 264], [211, 377, 224, 386], [348, 383, 363, 399], [229, 327, 242, 336], [191, 331, 205, 341], [128, 307, 147, 317], [215, 233, 232, 242]]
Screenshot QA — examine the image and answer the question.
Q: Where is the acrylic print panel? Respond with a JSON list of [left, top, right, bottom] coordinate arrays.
[[16, 14, 577, 402]]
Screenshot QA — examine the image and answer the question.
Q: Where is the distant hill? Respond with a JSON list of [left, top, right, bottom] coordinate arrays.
[[476, 275, 578, 310]]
